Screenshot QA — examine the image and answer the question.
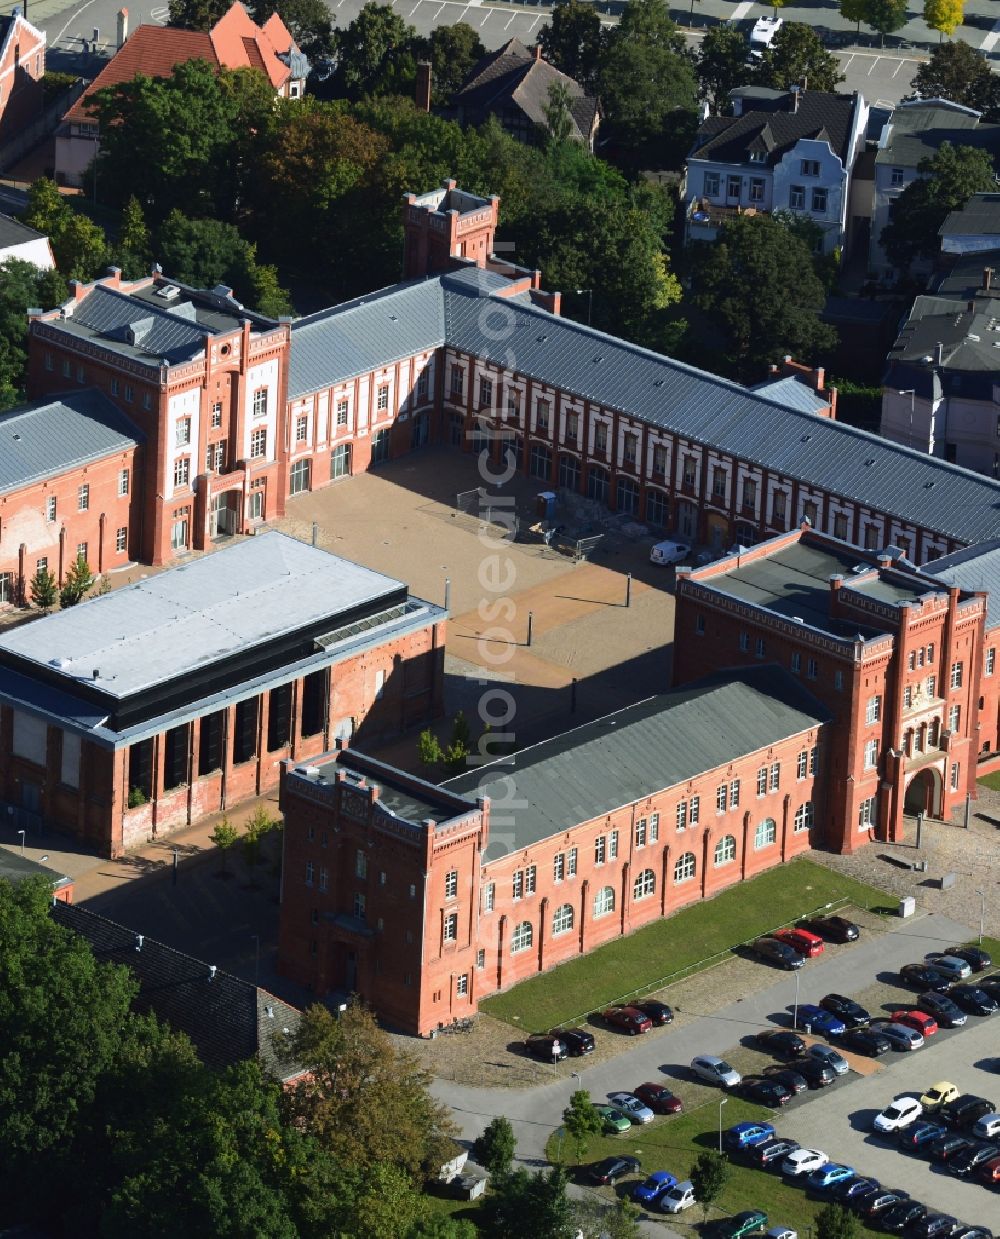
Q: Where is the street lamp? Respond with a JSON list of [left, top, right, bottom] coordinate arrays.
[[574, 288, 593, 327], [898, 389, 915, 449], [718, 1095, 729, 1153], [976, 890, 987, 945], [17, 829, 25, 856], [792, 967, 801, 1030]]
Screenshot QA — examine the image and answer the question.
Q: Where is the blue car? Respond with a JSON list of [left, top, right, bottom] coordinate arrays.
[[632, 1170, 677, 1205], [797, 1005, 846, 1038], [725, 1121, 775, 1150], [805, 1163, 855, 1191]]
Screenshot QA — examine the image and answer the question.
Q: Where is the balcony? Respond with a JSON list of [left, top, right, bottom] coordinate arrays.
[[687, 200, 769, 239]]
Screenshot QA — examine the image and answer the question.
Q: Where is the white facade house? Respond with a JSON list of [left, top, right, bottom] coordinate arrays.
[[684, 87, 869, 257], [0, 214, 54, 270]]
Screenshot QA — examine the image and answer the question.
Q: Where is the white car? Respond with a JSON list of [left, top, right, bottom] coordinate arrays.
[[874, 1096, 923, 1133], [650, 540, 690, 566], [690, 1054, 742, 1089], [781, 1148, 828, 1177], [608, 1091, 654, 1124], [660, 1180, 695, 1213], [925, 953, 972, 980]]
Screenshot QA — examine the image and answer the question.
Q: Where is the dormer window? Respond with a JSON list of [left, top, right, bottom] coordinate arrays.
[[748, 151, 765, 163]]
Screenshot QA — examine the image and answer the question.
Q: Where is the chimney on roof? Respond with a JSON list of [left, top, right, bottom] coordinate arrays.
[[535, 43, 543, 61], [791, 86, 800, 113], [208, 965, 217, 982], [135, 934, 143, 952], [265, 1005, 274, 1018], [415, 60, 431, 113], [92, 668, 100, 680], [116, 7, 128, 49], [985, 266, 994, 291], [935, 341, 944, 365]]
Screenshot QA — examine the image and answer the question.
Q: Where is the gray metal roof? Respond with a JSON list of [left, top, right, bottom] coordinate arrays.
[[940, 192, 1000, 238], [0, 212, 47, 249], [875, 101, 999, 167], [751, 374, 831, 413], [689, 90, 857, 169], [0, 390, 140, 495], [0, 845, 73, 894], [447, 670, 828, 853], [925, 539, 1000, 629], [0, 532, 405, 700]]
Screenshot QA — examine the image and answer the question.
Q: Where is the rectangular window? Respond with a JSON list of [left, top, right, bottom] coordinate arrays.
[[695, 615, 705, 636], [450, 366, 464, 397], [512, 870, 523, 900], [568, 847, 577, 877], [739, 632, 750, 653], [331, 443, 351, 479], [890, 167, 904, 187], [800, 159, 820, 176], [651, 810, 661, 838], [769, 762, 780, 792], [742, 478, 756, 509], [834, 670, 844, 691], [250, 428, 267, 459], [353, 892, 366, 921], [797, 750, 807, 779], [791, 651, 801, 674], [716, 784, 727, 813], [811, 187, 828, 213], [417, 369, 429, 400], [173, 457, 190, 487], [950, 762, 960, 791], [525, 865, 536, 895], [115, 526, 127, 553], [595, 835, 606, 865], [903, 685, 913, 708], [713, 468, 726, 497], [789, 184, 805, 210], [295, 415, 309, 442], [609, 830, 619, 859], [484, 883, 495, 913], [336, 399, 349, 426], [730, 778, 740, 807], [908, 652, 916, 671], [675, 803, 686, 832], [211, 401, 223, 428], [76, 541, 88, 561], [444, 869, 458, 899], [866, 695, 881, 724], [594, 423, 608, 452], [289, 458, 311, 495], [206, 442, 224, 472], [687, 800, 697, 827], [988, 649, 996, 676], [704, 171, 720, 196], [77, 483, 89, 511], [118, 468, 129, 496], [864, 738, 878, 769], [553, 853, 565, 883], [175, 418, 191, 447], [809, 746, 818, 776], [319, 867, 328, 893], [755, 637, 765, 659], [377, 384, 390, 411], [456, 973, 469, 996], [806, 658, 818, 680], [253, 387, 268, 418], [858, 796, 877, 830], [305, 861, 314, 886], [757, 767, 767, 796], [773, 491, 787, 522], [443, 913, 457, 943], [565, 411, 579, 441], [36, 557, 47, 573], [636, 817, 648, 847], [949, 704, 961, 731], [478, 377, 493, 408], [44, 351, 53, 372], [476, 949, 485, 969], [749, 177, 764, 203], [62, 359, 71, 377], [0, 572, 11, 603], [927, 675, 936, 697], [537, 399, 550, 431], [950, 661, 963, 689]]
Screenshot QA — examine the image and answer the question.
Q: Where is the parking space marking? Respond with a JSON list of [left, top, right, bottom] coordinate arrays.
[[479, 9, 490, 23], [892, 59, 907, 76], [840, 53, 855, 71], [504, 12, 515, 27], [982, 22, 1000, 53], [867, 56, 881, 75], [731, 1, 753, 19], [432, 2, 445, 17]]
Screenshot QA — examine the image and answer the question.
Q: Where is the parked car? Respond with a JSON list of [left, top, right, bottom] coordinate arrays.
[[798, 915, 860, 943], [549, 1027, 594, 1056], [770, 928, 824, 958], [978, 1154, 1000, 1184], [947, 945, 992, 972], [755, 1029, 806, 1059], [919, 1081, 959, 1111], [928, 1132, 977, 1163], [524, 1033, 567, 1061], [916, 993, 968, 1028], [898, 1121, 948, 1150], [602, 1005, 653, 1034], [634, 1082, 682, 1114], [649, 540, 690, 566], [748, 1138, 799, 1169], [840, 1027, 891, 1057], [782, 1148, 828, 1177], [725, 1121, 776, 1151], [715, 1210, 768, 1239], [820, 993, 870, 1028], [940, 1094, 996, 1129], [869, 1021, 924, 1052], [890, 1010, 938, 1037], [691, 1055, 741, 1088], [762, 1065, 809, 1094], [660, 1179, 696, 1213], [608, 1092, 655, 1125], [589, 1154, 641, 1184], [925, 953, 972, 980], [952, 1229, 993, 1239], [910, 1216, 962, 1239], [795, 1005, 846, 1038], [635, 999, 674, 1026], [948, 984, 999, 1017], [874, 1096, 923, 1133], [741, 1077, 792, 1107], [972, 1111, 1000, 1140], [805, 1163, 855, 1192], [832, 1175, 880, 1203], [881, 1201, 928, 1232], [947, 1140, 999, 1177], [860, 1188, 910, 1219], [595, 1104, 631, 1134], [632, 1170, 677, 1206], [752, 937, 804, 969], [899, 963, 953, 994], [978, 974, 1000, 1002], [806, 1044, 849, 1075], [795, 1058, 836, 1088]]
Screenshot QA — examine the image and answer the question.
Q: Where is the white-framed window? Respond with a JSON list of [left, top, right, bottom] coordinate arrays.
[[651, 811, 661, 839], [757, 767, 767, 796], [553, 852, 565, 883], [791, 651, 801, 674], [811, 187, 828, 213], [124, 383, 134, 402], [950, 661, 963, 689], [253, 387, 268, 418], [987, 649, 996, 677], [305, 860, 314, 886], [739, 632, 750, 652], [635, 818, 647, 847], [0, 572, 10, 603], [353, 892, 366, 921], [716, 783, 727, 813], [476, 950, 485, 970], [890, 167, 905, 187], [456, 973, 469, 996], [479, 377, 493, 407], [903, 685, 913, 709], [118, 468, 129, 496], [537, 398, 550, 431], [553, 903, 574, 935], [806, 657, 818, 680], [789, 184, 805, 209], [858, 796, 877, 831], [593, 885, 615, 918], [376, 384, 389, 411], [76, 541, 88, 561], [568, 847, 578, 876], [331, 443, 351, 479], [336, 399, 349, 426], [674, 851, 696, 883], [769, 762, 780, 792], [866, 695, 881, 724], [809, 746, 818, 776], [714, 834, 736, 866], [445, 870, 458, 899], [704, 171, 720, 196], [211, 401, 223, 428], [511, 920, 532, 952], [948, 704, 961, 731], [633, 868, 655, 900], [173, 457, 190, 487], [443, 912, 458, 943], [730, 778, 740, 807], [450, 366, 463, 397], [115, 526, 127, 553], [797, 750, 807, 779], [77, 484, 89, 511], [355, 849, 367, 879], [175, 418, 191, 447], [595, 835, 606, 865], [250, 428, 267, 458], [754, 818, 777, 849], [609, 831, 619, 859], [864, 738, 878, 769], [794, 801, 814, 832], [289, 458, 311, 495], [484, 883, 495, 913], [512, 871, 524, 900], [206, 442, 224, 473], [950, 761, 960, 791], [295, 415, 309, 443], [676, 802, 687, 831], [927, 675, 936, 697], [525, 865, 536, 895]]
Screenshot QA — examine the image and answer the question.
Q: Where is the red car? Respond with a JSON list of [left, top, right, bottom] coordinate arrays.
[[602, 1005, 653, 1034], [634, 1082, 683, 1114], [771, 928, 825, 958], [979, 1156, 1000, 1184], [891, 1009, 939, 1037]]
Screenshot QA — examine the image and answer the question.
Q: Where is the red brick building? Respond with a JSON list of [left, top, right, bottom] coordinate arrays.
[[0, 10, 45, 147], [0, 532, 445, 857], [278, 672, 827, 1035], [674, 526, 1000, 852]]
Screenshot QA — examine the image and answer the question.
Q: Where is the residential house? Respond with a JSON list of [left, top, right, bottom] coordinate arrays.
[[685, 86, 869, 256], [0, 8, 45, 146], [0, 213, 54, 269]]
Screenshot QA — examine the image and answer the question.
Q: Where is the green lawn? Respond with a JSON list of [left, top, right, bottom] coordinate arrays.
[[549, 1096, 884, 1237], [481, 859, 893, 1030], [977, 769, 1000, 791]]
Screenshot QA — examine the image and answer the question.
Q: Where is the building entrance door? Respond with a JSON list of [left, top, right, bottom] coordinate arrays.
[[210, 491, 239, 539]]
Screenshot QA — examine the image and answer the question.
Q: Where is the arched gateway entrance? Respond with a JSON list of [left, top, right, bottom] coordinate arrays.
[[904, 766, 942, 818]]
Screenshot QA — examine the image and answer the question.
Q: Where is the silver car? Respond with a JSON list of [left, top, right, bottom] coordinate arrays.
[[690, 1055, 742, 1088], [608, 1091, 655, 1124], [870, 1021, 924, 1051], [806, 1044, 849, 1075], [925, 953, 972, 980]]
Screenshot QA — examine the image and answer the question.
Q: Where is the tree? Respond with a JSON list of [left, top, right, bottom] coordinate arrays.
[[29, 566, 58, 611], [755, 22, 844, 93], [539, 0, 606, 92], [543, 81, 575, 146], [418, 728, 444, 765], [864, 0, 908, 44], [690, 1149, 728, 1222], [167, 0, 230, 29], [253, 0, 334, 59], [839, 0, 870, 33], [688, 213, 837, 380], [572, 1196, 642, 1239], [113, 196, 153, 279], [561, 1089, 603, 1162], [473, 1115, 516, 1177], [924, 0, 964, 38], [22, 177, 108, 282], [0, 258, 66, 409], [330, 3, 419, 100], [418, 23, 486, 102], [59, 553, 96, 608], [284, 1002, 458, 1179], [910, 40, 1000, 119], [881, 140, 997, 268], [243, 814, 264, 877], [817, 1201, 859, 1239], [210, 817, 239, 873], [485, 1165, 574, 1239], [697, 25, 751, 108]]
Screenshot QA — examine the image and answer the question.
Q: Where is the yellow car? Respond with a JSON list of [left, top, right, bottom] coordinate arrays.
[[919, 1080, 958, 1110]]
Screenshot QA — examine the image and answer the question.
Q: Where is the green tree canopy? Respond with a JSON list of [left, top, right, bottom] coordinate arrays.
[[910, 40, 1000, 119], [59, 553, 96, 607], [697, 25, 752, 107], [113, 196, 153, 279], [924, 0, 965, 38], [417, 22, 486, 102], [881, 140, 997, 268], [839, 0, 870, 30], [0, 258, 66, 409], [484, 1165, 574, 1239], [22, 177, 108, 282], [539, 0, 606, 92], [473, 1115, 517, 1177], [689, 213, 838, 379], [561, 1089, 603, 1162], [690, 1149, 729, 1221], [864, 0, 909, 41], [816, 1201, 860, 1239], [330, 2, 419, 100], [755, 22, 844, 93], [253, 0, 334, 57], [167, 0, 230, 29]]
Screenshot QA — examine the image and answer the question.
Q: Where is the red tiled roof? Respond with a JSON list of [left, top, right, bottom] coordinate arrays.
[[209, 2, 289, 90]]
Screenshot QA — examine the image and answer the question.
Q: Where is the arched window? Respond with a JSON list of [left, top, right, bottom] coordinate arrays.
[[552, 903, 574, 936], [754, 818, 777, 850], [714, 834, 737, 866], [593, 885, 615, 918], [794, 802, 814, 833], [674, 851, 696, 883], [633, 868, 655, 900], [510, 920, 533, 953]]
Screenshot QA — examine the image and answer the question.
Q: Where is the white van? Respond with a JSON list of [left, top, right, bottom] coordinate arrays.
[[649, 540, 690, 566], [749, 15, 783, 58]]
